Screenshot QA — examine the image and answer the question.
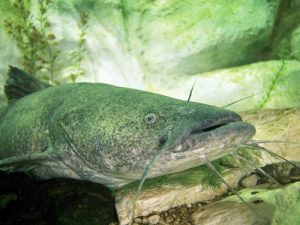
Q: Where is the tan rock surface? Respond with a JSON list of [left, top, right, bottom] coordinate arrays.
[[192, 201, 266, 225], [115, 108, 300, 225]]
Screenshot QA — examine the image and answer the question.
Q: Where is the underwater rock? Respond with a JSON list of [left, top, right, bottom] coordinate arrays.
[[289, 26, 300, 60], [265, 0, 300, 61], [115, 170, 243, 225], [125, 0, 280, 75], [152, 60, 300, 111], [115, 108, 300, 224], [191, 200, 272, 225], [272, 182, 300, 225], [240, 174, 258, 188], [207, 181, 300, 225], [0, 171, 117, 225], [147, 214, 160, 224], [241, 108, 300, 164], [0, 1, 299, 110], [0, 0, 286, 86]]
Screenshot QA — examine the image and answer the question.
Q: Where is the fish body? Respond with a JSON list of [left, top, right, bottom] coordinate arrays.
[[0, 67, 255, 188]]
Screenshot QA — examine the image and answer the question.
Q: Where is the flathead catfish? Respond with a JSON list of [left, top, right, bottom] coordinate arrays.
[[0, 67, 255, 188]]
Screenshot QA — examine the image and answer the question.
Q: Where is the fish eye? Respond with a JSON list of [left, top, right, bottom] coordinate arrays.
[[145, 113, 157, 125]]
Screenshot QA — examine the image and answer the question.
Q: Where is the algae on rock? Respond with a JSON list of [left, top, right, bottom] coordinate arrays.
[[209, 182, 300, 225]]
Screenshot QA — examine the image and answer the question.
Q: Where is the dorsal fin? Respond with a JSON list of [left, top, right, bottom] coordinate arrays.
[[4, 66, 51, 102]]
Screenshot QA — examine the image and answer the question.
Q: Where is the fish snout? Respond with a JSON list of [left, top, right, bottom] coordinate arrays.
[[189, 110, 242, 136], [174, 109, 255, 154]]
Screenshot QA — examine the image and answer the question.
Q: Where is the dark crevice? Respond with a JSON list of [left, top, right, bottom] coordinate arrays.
[[202, 123, 227, 132], [258, 0, 300, 60], [190, 123, 228, 135]]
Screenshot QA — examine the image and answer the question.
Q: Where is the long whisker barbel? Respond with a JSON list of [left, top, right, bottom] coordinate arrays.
[[202, 156, 246, 202], [221, 92, 262, 108], [186, 79, 197, 104], [232, 152, 281, 186], [201, 156, 266, 219], [247, 140, 300, 145], [259, 147, 300, 170], [239, 143, 300, 170], [129, 143, 171, 224]]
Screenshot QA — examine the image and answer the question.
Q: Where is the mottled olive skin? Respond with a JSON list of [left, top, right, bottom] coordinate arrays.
[[0, 83, 254, 187]]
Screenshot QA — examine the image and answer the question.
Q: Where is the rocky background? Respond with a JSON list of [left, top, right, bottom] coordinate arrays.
[[0, 0, 299, 109], [0, 0, 300, 225]]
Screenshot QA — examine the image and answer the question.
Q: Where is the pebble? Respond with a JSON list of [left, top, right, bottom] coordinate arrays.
[[148, 214, 160, 224], [134, 218, 142, 223], [241, 174, 258, 187], [165, 216, 174, 223], [142, 217, 148, 224], [174, 220, 180, 225], [112, 202, 207, 225]]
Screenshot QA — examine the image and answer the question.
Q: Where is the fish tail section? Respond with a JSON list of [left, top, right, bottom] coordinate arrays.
[[4, 66, 51, 103]]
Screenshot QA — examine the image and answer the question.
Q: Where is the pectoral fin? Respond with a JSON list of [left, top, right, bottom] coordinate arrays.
[[0, 148, 55, 172]]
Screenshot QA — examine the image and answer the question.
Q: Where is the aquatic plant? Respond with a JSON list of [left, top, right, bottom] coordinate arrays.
[[66, 12, 89, 83], [259, 56, 286, 109], [2, 0, 59, 83], [0, 0, 89, 84]]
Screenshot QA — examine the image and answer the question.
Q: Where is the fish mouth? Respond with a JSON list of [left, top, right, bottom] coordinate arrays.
[[173, 113, 256, 157], [189, 112, 243, 135]]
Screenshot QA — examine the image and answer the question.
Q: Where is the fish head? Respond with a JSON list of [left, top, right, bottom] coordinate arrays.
[[152, 101, 256, 175], [76, 86, 255, 185]]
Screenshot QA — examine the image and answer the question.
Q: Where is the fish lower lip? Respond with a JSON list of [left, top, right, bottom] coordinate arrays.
[[182, 121, 256, 151]]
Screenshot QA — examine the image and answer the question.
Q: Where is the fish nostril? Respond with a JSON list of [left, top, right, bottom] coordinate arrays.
[[159, 135, 168, 147]]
